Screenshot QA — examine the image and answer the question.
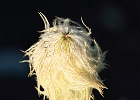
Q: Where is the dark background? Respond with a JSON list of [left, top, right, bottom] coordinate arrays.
[[0, 0, 140, 100]]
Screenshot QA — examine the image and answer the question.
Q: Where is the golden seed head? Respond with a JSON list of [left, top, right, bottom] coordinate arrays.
[[23, 12, 107, 100]]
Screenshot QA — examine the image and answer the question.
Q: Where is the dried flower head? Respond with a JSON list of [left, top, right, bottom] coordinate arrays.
[[22, 12, 107, 100]]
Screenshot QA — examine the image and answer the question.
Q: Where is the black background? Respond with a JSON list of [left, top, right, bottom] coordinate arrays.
[[0, 0, 140, 100]]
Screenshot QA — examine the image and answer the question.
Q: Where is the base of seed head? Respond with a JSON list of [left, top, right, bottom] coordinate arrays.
[[23, 12, 107, 100]]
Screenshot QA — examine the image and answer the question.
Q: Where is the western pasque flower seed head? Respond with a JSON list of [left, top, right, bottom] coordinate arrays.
[[23, 12, 107, 100]]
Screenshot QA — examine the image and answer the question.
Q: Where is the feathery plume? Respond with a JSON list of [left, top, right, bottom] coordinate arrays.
[[22, 12, 107, 100]]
